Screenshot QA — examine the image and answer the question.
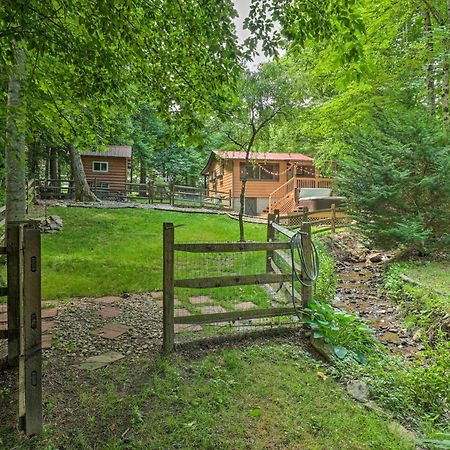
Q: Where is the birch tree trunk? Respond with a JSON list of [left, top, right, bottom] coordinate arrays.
[[5, 44, 27, 223], [68, 144, 99, 202], [442, 0, 450, 140], [424, 10, 436, 115]]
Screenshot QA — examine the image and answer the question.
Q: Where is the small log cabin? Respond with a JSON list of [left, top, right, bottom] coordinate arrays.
[[81, 145, 132, 194], [201, 150, 333, 215]]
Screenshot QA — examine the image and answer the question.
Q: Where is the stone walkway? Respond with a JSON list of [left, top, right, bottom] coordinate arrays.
[[0, 301, 57, 351], [1, 291, 287, 369]]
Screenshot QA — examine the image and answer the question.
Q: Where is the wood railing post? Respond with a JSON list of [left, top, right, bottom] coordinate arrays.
[[331, 203, 336, 234], [6, 222, 23, 367], [302, 206, 309, 227], [163, 223, 175, 353], [266, 213, 276, 272], [300, 222, 313, 308], [147, 180, 153, 204], [19, 225, 42, 435], [170, 184, 175, 206]]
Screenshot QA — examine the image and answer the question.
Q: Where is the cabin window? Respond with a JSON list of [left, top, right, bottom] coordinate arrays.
[[240, 163, 279, 181], [92, 161, 108, 172]]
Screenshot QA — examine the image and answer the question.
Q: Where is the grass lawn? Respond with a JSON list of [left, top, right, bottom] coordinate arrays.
[[1, 343, 415, 449], [400, 260, 450, 294], [38, 207, 273, 310]]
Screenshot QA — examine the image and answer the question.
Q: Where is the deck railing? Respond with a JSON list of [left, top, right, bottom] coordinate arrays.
[[268, 176, 335, 214]]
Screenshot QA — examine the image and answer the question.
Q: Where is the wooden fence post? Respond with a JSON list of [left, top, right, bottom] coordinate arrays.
[[147, 180, 153, 204], [302, 206, 309, 227], [331, 203, 336, 234], [19, 225, 42, 435], [266, 213, 276, 272], [300, 222, 313, 308], [170, 184, 175, 206], [6, 222, 23, 367], [163, 223, 175, 353]]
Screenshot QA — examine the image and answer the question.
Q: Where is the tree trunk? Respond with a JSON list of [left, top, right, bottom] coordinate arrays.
[[443, 58, 449, 140], [238, 177, 247, 242], [68, 144, 99, 202], [442, 0, 450, 140], [139, 159, 147, 196], [50, 147, 60, 195], [5, 43, 27, 223], [238, 144, 254, 241], [424, 10, 436, 115], [27, 141, 40, 180]]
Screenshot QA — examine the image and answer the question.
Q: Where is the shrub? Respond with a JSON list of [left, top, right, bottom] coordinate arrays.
[[337, 108, 450, 253]]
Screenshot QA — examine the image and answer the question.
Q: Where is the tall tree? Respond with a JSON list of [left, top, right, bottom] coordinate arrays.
[[220, 63, 298, 240], [1, 1, 242, 211]]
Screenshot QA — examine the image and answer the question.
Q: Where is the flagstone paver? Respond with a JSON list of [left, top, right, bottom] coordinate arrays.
[[200, 305, 227, 314], [42, 321, 55, 333], [41, 308, 58, 319], [95, 296, 123, 305], [98, 306, 121, 319], [174, 308, 191, 317], [76, 351, 125, 370], [42, 335, 52, 349], [154, 299, 180, 307], [150, 291, 163, 299], [92, 323, 129, 339], [235, 302, 257, 311], [189, 295, 212, 305]]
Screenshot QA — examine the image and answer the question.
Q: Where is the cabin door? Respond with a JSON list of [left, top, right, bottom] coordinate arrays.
[[245, 197, 257, 216]]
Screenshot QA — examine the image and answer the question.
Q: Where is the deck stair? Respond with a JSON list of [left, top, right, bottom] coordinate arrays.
[[265, 176, 334, 215]]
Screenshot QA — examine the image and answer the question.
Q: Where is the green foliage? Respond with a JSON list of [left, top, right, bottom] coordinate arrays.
[[304, 300, 379, 358], [383, 263, 450, 337], [245, 0, 365, 63], [314, 238, 338, 303], [419, 433, 450, 449], [337, 108, 450, 253], [335, 339, 450, 428]]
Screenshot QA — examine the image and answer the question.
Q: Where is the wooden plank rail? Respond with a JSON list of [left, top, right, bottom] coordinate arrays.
[[174, 273, 291, 289], [273, 249, 301, 272], [270, 258, 302, 305], [174, 241, 291, 253], [271, 222, 295, 239], [174, 306, 296, 325]]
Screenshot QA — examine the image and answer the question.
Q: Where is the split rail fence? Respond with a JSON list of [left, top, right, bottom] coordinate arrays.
[[162, 217, 314, 353], [0, 222, 42, 435], [36, 179, 232, 210]]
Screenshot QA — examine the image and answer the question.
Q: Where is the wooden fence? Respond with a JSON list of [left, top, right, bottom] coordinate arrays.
[[36, 179, 232, 210], [0, 222, 42, 435], [162, 218, 314, 353], [277, 204, 351, 233]]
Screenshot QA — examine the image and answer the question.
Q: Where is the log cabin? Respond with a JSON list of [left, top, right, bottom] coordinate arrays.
[[81, 145, 132, 195], [201, 150, 334, 215]]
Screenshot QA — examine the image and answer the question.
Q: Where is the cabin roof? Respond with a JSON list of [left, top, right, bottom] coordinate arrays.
[[201, 150, 313, 175], [82, 145, 132, 158]]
